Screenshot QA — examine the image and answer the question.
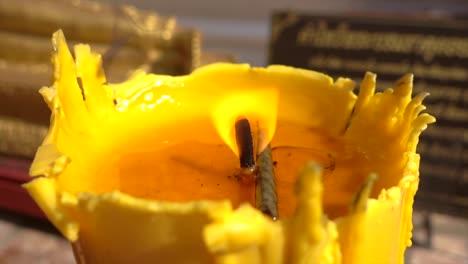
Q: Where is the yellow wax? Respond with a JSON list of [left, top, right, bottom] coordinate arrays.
[[24, 30, 435, 264]]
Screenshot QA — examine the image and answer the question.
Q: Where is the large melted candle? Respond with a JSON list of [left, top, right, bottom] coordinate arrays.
[[25, 30, 435, 264]]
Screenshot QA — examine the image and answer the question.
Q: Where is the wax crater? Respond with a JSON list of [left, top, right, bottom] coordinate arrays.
[[25, 30, 435, 264]]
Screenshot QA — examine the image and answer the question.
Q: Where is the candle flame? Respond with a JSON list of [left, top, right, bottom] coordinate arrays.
[[212, 89, 278, 156]]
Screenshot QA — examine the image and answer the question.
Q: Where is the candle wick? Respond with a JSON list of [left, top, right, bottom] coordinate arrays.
[[234, 118, 255, 170], [234, 117, 278, 220], [256, 145, 278, 220]]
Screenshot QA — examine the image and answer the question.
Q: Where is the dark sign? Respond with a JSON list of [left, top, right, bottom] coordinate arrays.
[[269, 12, 467, 217]]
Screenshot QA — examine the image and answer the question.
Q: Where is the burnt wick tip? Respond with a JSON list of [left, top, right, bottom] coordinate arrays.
[[234, 118, 278, 221], [235, 118, 255, 169]]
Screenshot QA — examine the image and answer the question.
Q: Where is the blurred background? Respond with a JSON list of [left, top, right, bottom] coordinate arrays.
[[0, 0, 467, 263], [105, 0, 468, 66]]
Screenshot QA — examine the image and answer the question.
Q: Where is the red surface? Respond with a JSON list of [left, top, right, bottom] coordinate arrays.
[[0, 156, 45, 219]]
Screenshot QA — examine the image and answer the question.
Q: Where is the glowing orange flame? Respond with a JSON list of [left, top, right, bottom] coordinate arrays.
[[211, 88, 278, 156]]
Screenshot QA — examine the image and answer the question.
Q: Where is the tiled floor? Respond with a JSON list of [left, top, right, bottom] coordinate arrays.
[[407, 211, 468, 264], [0, 211, 74, 264], [0, 210, 466, 264]]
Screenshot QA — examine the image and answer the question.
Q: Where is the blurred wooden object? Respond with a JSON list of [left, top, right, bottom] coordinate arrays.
[[0, 0, 201, 158], [199, 52, 236, 66], [0, 0, 175, 48]]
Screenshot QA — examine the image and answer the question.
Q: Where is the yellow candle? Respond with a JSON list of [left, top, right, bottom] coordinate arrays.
[[25, 30, 435, 264]]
